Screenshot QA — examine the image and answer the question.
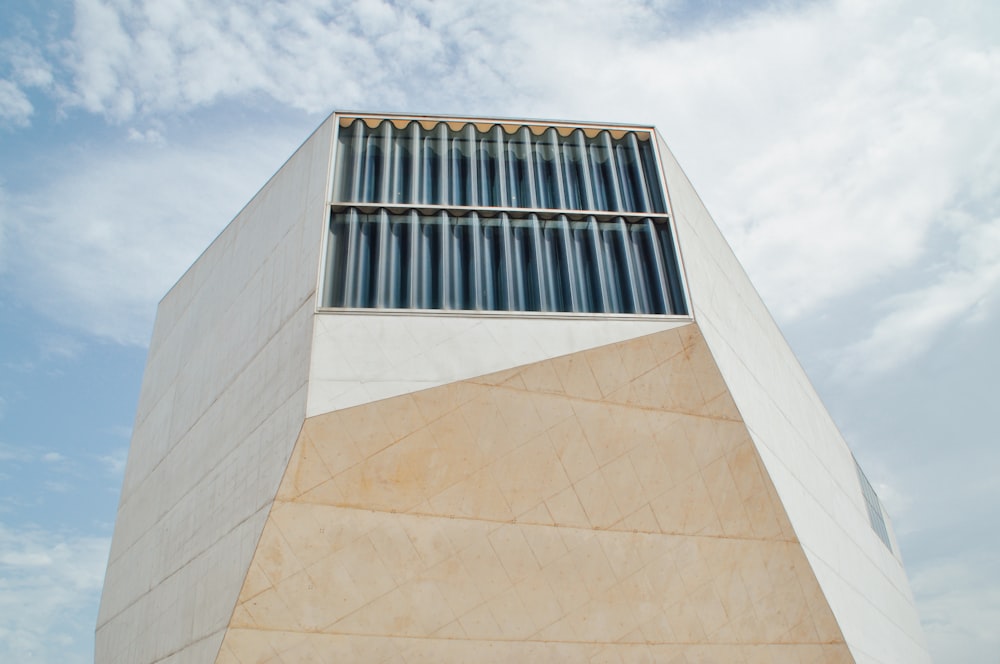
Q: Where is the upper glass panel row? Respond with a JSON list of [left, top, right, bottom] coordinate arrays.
[[333, 117, 666, 213]]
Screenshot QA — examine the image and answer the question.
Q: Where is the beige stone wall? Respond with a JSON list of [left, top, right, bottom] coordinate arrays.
[[215, 324, 853, 663]]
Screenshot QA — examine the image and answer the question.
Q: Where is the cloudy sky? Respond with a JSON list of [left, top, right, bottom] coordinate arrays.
[[1, 0, 998, 661]]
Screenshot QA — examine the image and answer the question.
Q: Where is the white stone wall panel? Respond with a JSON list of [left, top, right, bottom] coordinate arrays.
[[97, 117, 336, 663], [656, 132, 930, 662], [307, 314, 691, 417]]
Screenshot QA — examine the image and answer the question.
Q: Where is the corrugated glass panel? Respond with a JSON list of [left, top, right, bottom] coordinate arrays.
[[324, 210, 687, 315], [333, 118, 666, 213], [325, 115, 687, 315]]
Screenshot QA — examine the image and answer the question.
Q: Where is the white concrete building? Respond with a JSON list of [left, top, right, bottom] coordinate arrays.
[[97, 112, 931, 663]]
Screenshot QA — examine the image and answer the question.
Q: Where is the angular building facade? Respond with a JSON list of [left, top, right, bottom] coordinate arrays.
[[97, 113, 931, 663]]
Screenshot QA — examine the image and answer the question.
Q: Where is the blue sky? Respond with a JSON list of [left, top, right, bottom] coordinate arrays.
[[1, 0, 998, 661]]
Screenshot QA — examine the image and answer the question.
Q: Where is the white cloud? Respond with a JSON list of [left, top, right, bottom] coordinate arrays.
[[39, 335, 85, 361], [2, 128, 297, 344], [1, 37, 55, 91], [0, 37, 55, 128], [911, 553, 1000, 664], [0, 442, 31, 462], [41, 452, 67, 463], [41, 0, 999, 356], [66, 0, 420, 118], [0, 524, 109, 664], [126, 126, 164, 144], [838, 216, 1000, 377], [98, 447, 127, 475], [0, 79, 33, 127]]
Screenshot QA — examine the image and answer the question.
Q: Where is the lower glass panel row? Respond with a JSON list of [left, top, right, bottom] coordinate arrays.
[[323, 209, 687, 315]]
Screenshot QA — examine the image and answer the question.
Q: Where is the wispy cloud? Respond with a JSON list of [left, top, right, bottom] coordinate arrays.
[[1, 36, 55, 91], [39, 335, 85, 361], [2, 0, 990, 366], [0, 524, 109, 664], [0, 79, 33, 127], [98, 447, 127, 475], [0, 3, 994, 664], [0, 35, 55, 128], [1, 129, 296, 344], [0, 441, 31, 463], [838, 216, 1000, 377], [911, 553, 1000, 664]]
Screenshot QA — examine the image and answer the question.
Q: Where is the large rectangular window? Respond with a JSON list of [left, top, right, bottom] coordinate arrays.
[[322, 115, 687, 316]]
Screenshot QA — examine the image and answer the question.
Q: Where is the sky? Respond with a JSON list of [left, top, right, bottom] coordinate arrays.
[[0, 0, 997, 661]]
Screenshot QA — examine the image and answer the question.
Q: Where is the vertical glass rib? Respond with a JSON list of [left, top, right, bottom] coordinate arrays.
[[437, 123, 450, 206], [520, 127, 539, 208], [393, 213, 409, 307], [658, 222, 686, 314], [494, 126, 508, 207], [449, 132, 462, 206], [588, 141, 608, 212], [507, 129, 525, 207], [628, 222, 654, 314], [587, 217, 610, 313], [379, 121, 394, 203], [348, 119, 366, 203], [626, 133, 652, 213], [602, 132, 625, 212], [561, 134, 581, 210], [500, 214, 517, 310], [617, 217, 642, 313], [470, 213, 484, 309], [640, 139, 666, 212], [613, 141, 635, 211], [529, 215, 550, 310], [510, 220, 526, 310], [325, 215, 346, 306], [419, 214, 435, 308], [574, 130, 596, 211], [409, 123, 421, 204], [570, 220, 592, 313], [375, 210, 390, 307], [361, 131, 377, 203], [466, 124, 479, 208], [478, 130, 493, 207], [646, 218, 673, 314], [546, 128, 567, 210], [342, 210, 359, 306], [407, 211, 420, 308], [558, 214, 586, 312], [484, 216, 501, 310], [605, 224, 625, 313], [356, 212, 375, 306], [545, 219, 563, 310]]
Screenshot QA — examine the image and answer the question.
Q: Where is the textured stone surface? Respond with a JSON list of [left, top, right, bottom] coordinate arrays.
[[215, 325, 853, 663]]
